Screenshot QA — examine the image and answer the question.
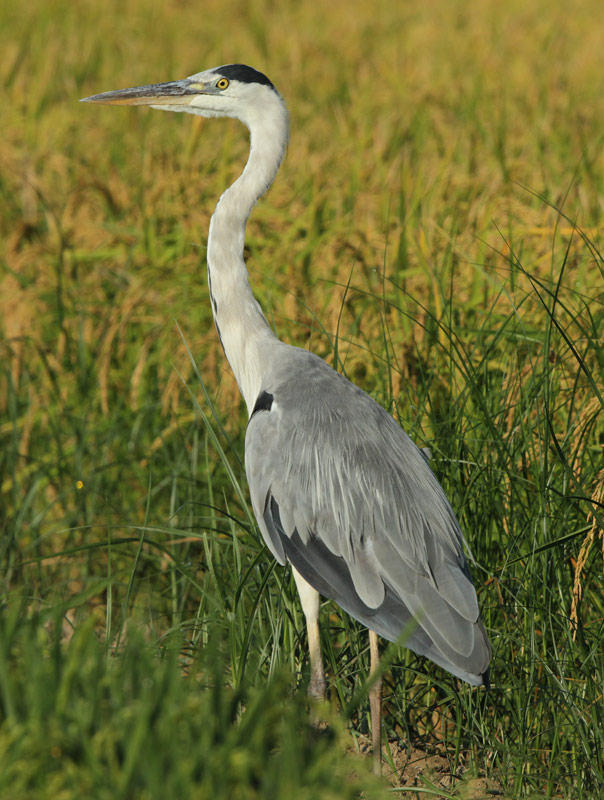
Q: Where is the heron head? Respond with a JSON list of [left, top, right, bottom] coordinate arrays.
[[80, 64, 282, 124]]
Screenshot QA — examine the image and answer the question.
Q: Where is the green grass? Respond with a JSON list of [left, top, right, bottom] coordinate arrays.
[[1, 0, 604, 796], [0, 611, 379, 800]]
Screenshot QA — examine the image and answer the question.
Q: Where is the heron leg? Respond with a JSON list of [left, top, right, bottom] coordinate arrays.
[[369, 629, 382, 775], [292, 567, 326, 704]]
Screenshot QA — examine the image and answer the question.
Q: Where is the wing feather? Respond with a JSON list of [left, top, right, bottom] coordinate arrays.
[[245, 348, 490, 683]]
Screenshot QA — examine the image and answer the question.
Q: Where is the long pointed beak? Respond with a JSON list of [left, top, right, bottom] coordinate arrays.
[[80, 79, 206, 106]]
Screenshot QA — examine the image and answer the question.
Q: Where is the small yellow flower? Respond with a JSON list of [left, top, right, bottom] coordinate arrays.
[[76, 480, 84, 490]]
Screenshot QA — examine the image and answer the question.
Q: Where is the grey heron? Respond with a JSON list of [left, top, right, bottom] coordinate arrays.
[[82, 64, 491, 772]]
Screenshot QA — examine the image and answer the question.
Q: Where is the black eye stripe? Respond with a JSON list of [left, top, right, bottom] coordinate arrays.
[[211, 64, 275, 89]]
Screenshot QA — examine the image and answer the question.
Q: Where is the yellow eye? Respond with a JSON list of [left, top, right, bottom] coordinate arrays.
[[216, 78, 229, 90]]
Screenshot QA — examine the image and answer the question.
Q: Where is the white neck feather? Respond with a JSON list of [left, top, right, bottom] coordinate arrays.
[[207, 92, 289, 413]]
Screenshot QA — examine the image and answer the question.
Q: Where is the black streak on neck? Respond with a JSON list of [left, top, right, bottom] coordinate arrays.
[[207, 268, 218, 315]]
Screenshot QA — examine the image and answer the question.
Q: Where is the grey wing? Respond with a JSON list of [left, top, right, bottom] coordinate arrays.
[[245, 351, 490, 686]]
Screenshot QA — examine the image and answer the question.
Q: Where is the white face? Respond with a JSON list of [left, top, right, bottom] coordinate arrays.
[[182, 69, 272, 120], [81, 65, 281, 126]]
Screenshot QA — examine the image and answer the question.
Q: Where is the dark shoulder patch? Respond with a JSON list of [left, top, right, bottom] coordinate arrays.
[[212, 64, 274, 89], [250, 390, 273, 419]]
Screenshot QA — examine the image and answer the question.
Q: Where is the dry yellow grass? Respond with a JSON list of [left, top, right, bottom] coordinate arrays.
[[1, 0, 602, 617]]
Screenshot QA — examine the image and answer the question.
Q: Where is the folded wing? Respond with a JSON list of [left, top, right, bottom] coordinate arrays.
[[245, 349, 491, 685]]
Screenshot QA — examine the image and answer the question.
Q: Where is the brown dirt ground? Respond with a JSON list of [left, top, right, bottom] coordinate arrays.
[[356, 736, 505, 798]]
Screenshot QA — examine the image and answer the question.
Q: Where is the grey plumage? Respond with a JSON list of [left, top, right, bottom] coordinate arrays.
[[246, 346, 490, 685], [81, 64, 491, 751]]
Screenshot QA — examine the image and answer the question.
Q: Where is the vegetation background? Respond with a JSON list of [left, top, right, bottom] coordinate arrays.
[[1, 0, 602, 796]]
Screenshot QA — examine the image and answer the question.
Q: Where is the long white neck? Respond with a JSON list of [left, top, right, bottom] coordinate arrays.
[[206, 94, 289, 413]]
